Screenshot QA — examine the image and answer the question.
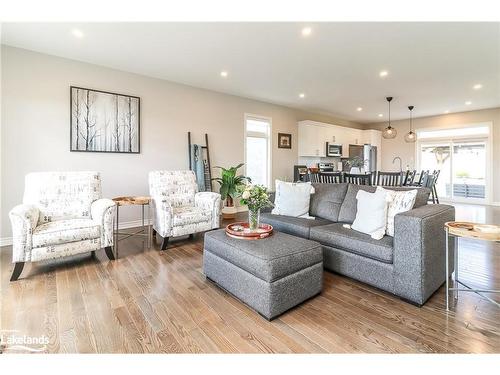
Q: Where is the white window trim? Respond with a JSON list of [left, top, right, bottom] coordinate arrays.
[[244, 113, 272, 189], [414, 122, 493, 205]]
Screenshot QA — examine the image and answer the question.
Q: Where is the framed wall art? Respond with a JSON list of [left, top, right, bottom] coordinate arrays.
[[277, 133, 292, 149], [70, 86, 141, 153]]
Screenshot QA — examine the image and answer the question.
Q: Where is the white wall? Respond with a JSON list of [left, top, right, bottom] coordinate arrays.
[[366, 107, 500, 203], [0, 46, 361, 239]]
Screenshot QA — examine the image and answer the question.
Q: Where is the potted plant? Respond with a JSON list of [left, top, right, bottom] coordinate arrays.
[[212, 163, 251, 219], [347, 156, 366, 174], [236, 184, 274, 230]]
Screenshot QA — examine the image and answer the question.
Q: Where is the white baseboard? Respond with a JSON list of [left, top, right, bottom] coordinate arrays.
[[0, 219, 153, 248], [0, 236, 13, 247], [492, 202, 500, 207]]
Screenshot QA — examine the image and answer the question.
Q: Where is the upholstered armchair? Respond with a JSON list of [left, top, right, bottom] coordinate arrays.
[[9, 171, 116, 281], [149, 170, 221, 250]]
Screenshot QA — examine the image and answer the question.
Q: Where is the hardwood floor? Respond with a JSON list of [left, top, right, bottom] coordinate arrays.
[[1, 207, 499, 353]]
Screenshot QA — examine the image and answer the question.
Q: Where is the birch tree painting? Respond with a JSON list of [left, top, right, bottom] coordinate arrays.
[[70, 86, 140, 153]]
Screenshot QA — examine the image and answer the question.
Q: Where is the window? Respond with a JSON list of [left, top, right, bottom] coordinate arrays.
[[417, 126, 489, 140], [245, 114, 271, 188]]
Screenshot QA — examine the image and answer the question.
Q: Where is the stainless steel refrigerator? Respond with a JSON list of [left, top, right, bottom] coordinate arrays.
[[348, 144, 378, 172]]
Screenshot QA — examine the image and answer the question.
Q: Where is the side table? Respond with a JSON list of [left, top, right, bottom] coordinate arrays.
[[444, 221, 500, 311], [112, 196, 152, 259]]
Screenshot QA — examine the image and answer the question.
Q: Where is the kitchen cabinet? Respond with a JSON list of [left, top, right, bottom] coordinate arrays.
[[298, 122, 327, 157], [298, 121, 381, 161]]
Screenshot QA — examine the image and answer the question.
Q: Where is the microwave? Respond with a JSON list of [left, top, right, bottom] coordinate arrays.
[[326, 143, 342, 157]]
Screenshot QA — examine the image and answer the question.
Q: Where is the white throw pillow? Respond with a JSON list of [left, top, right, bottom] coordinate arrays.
[[351, 188, 392, 240], [271, 180, 315, 218], [377, 187, 418, 237]]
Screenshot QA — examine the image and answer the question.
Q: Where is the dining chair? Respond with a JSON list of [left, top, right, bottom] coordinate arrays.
[[308, 171, 320, 183], [421, 173, 437, 203], [318, 172, 342, 184], [343, 173, 371, 185], [376, 171, 403, 186], [430, 170, 441, 204], [403, 169, 417, 186]]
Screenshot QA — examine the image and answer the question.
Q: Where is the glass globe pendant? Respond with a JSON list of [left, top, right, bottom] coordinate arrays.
[[404, 105, 417, 143], [382, 96, 397, 139]]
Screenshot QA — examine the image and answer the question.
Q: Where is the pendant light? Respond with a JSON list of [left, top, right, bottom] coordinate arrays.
[[382, 96, 397, 139], [404, 105, 417, 143]]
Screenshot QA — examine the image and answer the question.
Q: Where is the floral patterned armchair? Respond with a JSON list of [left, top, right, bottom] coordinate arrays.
[[8, 171, 116, 281], [149, 170, 221, 250]]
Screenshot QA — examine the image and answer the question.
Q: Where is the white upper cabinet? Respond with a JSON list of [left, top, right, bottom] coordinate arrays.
[[298, 122, 327, 157], [298, 121, 381, 159]]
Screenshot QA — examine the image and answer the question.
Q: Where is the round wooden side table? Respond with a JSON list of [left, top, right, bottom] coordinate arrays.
[[112, 196, 152, 259], [444, 221, 500, 311]]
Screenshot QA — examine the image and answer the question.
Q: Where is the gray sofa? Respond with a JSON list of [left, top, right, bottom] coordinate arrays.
[[261, 183, 455, 306]]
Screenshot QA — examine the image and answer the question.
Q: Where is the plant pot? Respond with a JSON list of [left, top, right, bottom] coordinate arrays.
[[350, 167, 361, 174], [222, 197, 237, 219]]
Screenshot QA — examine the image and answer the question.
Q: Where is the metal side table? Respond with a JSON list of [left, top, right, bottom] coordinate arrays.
[[112, 196, 151, 259], [444, 221, 500, 311]]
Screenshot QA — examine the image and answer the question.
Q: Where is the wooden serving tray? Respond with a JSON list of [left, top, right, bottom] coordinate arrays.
[[445, 221, 500, 242], [225, 222, 273, 240]]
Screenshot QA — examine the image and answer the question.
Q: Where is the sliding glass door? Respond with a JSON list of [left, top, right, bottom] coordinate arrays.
[[451, 141, 486, 200], [417, 126, 490, 204], [420, 143, 452, 199]]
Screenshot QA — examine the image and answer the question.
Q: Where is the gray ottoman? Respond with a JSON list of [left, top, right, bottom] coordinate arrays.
[[203, 229, 323, 320]]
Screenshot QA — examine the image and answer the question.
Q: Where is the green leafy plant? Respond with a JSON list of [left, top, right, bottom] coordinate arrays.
[[212, 163, 251, 206], [347, 156, 365, 169]]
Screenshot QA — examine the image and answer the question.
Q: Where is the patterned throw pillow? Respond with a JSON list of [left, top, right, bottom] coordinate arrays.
[[377, 187, 418, 237]]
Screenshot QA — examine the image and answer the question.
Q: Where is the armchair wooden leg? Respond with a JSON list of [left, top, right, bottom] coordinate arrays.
[[152, 228, 156, 237], [10, 262, 25, 282], [104, 246, 115, 261], [161, 237, 169, 250], [91, 251, 96, 258], [189, 234, 194, 240]]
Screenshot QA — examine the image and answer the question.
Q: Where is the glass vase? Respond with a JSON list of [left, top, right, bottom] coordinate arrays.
[[248, 208, 261, 231]]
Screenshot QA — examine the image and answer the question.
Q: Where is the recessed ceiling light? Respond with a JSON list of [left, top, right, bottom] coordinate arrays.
[[220, 71, 228, 78], [473, 84, 483, 90], [299, 93, 305, 98], [444, 110, 450, 114], [71, 28, 84, 39], [378, 114, 384, 117], [465, 101, 472, 105], [301, 27, 312, 36], [356, 107, 363, 112], [379, 70, 389, 78]]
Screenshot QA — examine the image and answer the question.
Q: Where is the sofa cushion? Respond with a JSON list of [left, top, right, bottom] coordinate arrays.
[[309, 183, 348, 222], [261, 213, 332, 238], [203, 229, 323, 282], [338, 184, 430, 223], [32, 219, 101, 248], [309, 223, 394, 264]]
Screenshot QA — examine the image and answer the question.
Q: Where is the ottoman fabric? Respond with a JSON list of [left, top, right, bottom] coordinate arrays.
[[203, 229, 323, 320], [203, 229, 323, 282]]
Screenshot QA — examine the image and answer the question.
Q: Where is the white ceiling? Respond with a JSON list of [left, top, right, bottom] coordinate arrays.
[[2, 22, 499, 123]]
